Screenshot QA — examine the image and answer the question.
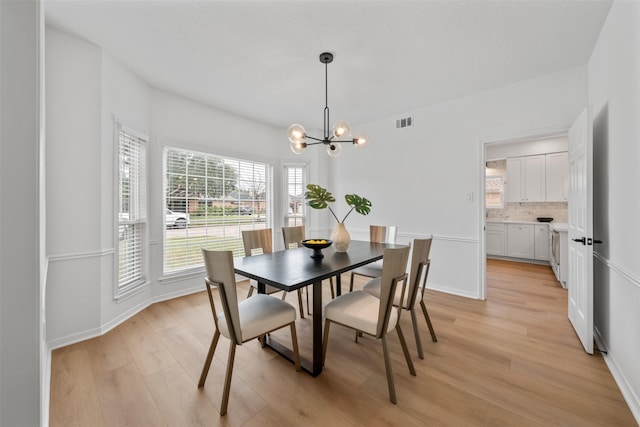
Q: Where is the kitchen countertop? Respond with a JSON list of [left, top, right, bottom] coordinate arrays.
[[550, 222, 568, 232], [486, 220, 552, 225]]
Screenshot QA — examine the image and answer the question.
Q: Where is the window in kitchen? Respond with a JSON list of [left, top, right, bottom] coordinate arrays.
[[284, 164, 306, 227], [163, 147, 272, 273], [117, 125, 148, 299], [486, 174, 504, 208]]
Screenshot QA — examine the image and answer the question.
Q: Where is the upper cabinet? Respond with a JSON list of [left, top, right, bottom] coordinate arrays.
[[506, 152, 568, 203], [506, 155, 546, 202], [545, 152, 569, 202]]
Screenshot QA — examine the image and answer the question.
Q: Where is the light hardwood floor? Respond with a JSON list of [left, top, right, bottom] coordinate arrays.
[[50, 259, 636, 426]]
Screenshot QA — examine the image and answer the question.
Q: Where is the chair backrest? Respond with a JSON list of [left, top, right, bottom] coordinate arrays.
[[406, 237, 433, 308], [282, 225, 305, 250], [242, 228, 273, 257], [201, 249, 242, 344], [376, 246, 410, 338], [370, 225, 397, 244]]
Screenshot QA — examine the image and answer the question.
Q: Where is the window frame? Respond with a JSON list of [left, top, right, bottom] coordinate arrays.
[[162, 146, 273, 276], [485, 173, 505, 209], [114, 122, 149, 301], [283, 162, 308, 228]]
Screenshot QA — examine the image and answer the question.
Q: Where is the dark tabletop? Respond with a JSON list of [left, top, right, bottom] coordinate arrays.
[[234, 240, 405, 291]]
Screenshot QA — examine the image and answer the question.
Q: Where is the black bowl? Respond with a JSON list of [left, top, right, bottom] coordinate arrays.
[[537, 217, 554, 222], [301, 239, 333, 259]]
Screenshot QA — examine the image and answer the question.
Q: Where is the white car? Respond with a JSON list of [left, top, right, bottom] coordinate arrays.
[[166, 209, 190, 228]]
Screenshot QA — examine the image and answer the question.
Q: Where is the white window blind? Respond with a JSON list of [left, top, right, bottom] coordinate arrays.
[[163, 147, 272, 273], [117, 126, 147, 295], [284, 164, 306, 227]]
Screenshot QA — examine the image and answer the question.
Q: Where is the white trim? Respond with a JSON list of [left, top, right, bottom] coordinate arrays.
[[594, 327, 640, 425], [47, 283, 206, 350], [594, 252, 640, 290], [427, 282, 480, 300], [115, 281, 149, 303], [48, 249, 114, 262]]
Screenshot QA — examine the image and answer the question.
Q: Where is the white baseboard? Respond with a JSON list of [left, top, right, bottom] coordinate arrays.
[[594, 326, 640, 425], [47, 285, 205, 350], [427, 282, 481, 300]]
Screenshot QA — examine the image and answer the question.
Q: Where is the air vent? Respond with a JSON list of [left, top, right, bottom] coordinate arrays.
[[396, 115, 413, 129]]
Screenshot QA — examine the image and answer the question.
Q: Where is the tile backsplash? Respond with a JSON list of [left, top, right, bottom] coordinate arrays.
[[486, 202, 568, 222]]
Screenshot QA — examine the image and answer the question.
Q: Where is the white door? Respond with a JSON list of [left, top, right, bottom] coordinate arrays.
[[568, 107, 594, 354]]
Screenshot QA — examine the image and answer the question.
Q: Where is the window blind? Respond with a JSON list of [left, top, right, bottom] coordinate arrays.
[[118, 128, 147, 292], [284, 164, 306, 227], [163, 147, 272, 273]]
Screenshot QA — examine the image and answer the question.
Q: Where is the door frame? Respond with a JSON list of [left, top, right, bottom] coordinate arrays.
[[478, 127, 569, 300]]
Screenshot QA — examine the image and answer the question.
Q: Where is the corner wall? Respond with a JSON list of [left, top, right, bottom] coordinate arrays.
[[588, 0, 640, 421], [0, 1, 43, 425]]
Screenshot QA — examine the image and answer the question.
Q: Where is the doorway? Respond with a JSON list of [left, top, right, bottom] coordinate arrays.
[[479, 129, 569, 300]]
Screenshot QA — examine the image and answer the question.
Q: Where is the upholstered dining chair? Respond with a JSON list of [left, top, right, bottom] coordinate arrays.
[[243, 229, 305, 318], [363, 237, 437, 359], [322, 246, 415, 404], [198, 249, 301, 415], [348, 225, 397, 292]]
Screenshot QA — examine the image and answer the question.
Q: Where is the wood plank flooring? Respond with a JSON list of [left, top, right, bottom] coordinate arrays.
[[49, 259, 637, 426]]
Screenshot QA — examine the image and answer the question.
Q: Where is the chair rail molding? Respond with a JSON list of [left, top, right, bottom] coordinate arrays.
[[48, 248, 114, 263]]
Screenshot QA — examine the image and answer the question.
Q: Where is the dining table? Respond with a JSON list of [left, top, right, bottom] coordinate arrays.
[[233, 239, 404, 376]]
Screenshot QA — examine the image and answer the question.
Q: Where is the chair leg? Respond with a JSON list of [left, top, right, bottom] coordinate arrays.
[[198, 330, 220, 387], [322, 319, 331, 365], [381, 335, 397, 404], [297, 289, 305, 319], [247, 286, 254, 298], [281, 291, 287, 301], [420, 300, 438, 342], [410, 307, 424, 360], [289, 322, 301, 371], [220, 343, 237, 416], [396, 323, 416, 376], [306, 287, 311, 314], [329, 277, 335, 299]]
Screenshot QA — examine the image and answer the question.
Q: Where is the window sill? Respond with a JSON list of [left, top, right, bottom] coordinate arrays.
[[159, 267, 205, 285]]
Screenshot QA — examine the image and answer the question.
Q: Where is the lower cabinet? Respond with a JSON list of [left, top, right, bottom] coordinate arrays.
[[487, 222, 550, 262], [486, 223, 507, 256], [534, 224, 550, 261], [507, 224, 534, 259]]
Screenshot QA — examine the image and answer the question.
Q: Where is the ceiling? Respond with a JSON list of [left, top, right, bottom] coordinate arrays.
[[45, 0, 612, 131]]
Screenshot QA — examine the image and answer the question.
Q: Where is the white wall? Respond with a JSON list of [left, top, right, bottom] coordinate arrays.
[[0, 1, 43, 425], [331, 66, 587, 298], [588, 0, 640, 421], [44, 27, 317, 348]]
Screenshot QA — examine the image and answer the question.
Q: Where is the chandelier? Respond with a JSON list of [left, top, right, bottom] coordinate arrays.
[[287, 52, 369, 157]]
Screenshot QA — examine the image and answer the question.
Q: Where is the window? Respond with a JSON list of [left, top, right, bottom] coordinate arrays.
[[284, 164, 306, 227], [163, 147, 272, 273], [117, 125, 147, 298], [486, 174, 504, 208]]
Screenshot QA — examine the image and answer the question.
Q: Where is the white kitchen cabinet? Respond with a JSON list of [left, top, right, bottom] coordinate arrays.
[[507, 223, 534, 259], [486, 223, 507, 256], [534, 224, 549, 261], [545, 152, 568, 202], [506, 155, 546, 202]]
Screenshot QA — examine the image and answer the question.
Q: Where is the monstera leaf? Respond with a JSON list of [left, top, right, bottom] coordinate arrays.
[[304, 184, 371, 223], [344, 194, 372, 216], [304, 184, 336, 209]]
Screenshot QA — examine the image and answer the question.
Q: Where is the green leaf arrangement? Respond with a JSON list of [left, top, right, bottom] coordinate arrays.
[[304, 184, 372, 223]]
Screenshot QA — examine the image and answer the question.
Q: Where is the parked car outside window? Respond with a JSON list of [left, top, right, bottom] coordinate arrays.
[[166, 209, 190, 228]]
